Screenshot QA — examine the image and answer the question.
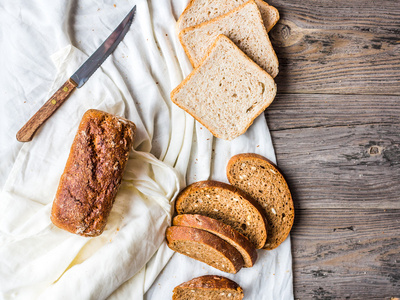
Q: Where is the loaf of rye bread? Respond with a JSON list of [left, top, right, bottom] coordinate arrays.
[[166, 226, 244, 273], [175, 180, 268, 249], [173, 214, 257, 267], [227, 153, 294, 249], [51, 109, 136, 237], [173, 275, 244, 300]]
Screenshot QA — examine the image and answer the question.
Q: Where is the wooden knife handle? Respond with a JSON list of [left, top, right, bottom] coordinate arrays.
[[16, 78, 78, 142]]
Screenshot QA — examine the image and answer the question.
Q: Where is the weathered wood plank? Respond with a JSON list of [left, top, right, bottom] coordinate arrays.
[[266, 0, 400, 95], [269, 123, 400, 208], [265, 94, 400, 131], [264, 94, 400, 209], [292, 208, 400, 300]]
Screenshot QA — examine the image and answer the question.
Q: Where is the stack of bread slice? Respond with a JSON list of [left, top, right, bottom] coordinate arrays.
[[166, 153, 294, 274], [171, 0, 280, 140]]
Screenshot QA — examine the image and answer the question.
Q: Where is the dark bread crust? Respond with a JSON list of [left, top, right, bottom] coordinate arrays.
[[173, 214, 257, 267], [226, 153, 294, 250], [173, 275, 244, 300], [51, 109, 136, 237], [175, 180, 268, 249], [166, 226, 244, 274]]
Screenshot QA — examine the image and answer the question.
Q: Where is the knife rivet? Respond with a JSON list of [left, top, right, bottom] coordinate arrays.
[[63, 86, 69, 92], [51, 99, 57, 105]]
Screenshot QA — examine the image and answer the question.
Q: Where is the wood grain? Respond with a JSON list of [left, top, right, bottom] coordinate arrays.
[[265, 94, 400, 209], [291, 209, 400, 299], [266, 0, 400, 95], [16, 78, 77, 142], [266, 94, 400, 131]]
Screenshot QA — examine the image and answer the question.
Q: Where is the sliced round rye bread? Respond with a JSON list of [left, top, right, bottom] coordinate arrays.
[[173, 214, 257, 267], [166, 226, 244, 274], [175, 180, 267, 249], [173, 275, 244, 300], [227, 153, 294, 250]]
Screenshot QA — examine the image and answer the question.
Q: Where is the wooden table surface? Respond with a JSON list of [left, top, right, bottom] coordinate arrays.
[[264, 0, 400, 299]]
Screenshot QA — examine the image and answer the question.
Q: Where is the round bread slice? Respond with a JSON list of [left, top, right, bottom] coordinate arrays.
[[227, 153, 295, 250], [166, 226, 244, 274], [175, 180, 267, 249], [173, 214, 257, 267], [173, 275, 244, 300]]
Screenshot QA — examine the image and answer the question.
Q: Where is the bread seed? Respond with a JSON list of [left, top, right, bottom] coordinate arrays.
[[241, 163, 246, 168], [251, 166, 257, 171], [228, 293, 232, 297], [271, 208, 276, 214], [214, 209, 219, 212], [239, 175, 244, 180], [270, 169, 276, 174], [206, 194, 211, 198]]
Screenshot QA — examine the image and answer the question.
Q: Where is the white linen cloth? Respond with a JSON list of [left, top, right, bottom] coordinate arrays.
[[0, 1, 293, 299]]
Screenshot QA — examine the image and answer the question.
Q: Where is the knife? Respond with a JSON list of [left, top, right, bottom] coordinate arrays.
[[16, 5, 137, 142]]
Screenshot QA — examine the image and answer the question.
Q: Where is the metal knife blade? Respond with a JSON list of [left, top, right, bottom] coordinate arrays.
[[71, 5, 136, 87], [16, 5, 137, 142]]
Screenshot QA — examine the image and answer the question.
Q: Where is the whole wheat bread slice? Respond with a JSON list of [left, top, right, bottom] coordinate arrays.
[[173, 275, 244, 300], [226, 153, 294, 250], [175, 180, 267, 249], [179, 0, 279, 78], [171, 34, 277, 140], [173, 214, 257, 267], [166, 226, 244, 273], [176, 0, 279, 33]]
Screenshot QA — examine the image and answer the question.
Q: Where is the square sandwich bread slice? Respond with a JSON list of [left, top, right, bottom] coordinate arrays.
[[179, 0, 279, 78], [176, 0, 280, 33], [171, 34, 277, 141]]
